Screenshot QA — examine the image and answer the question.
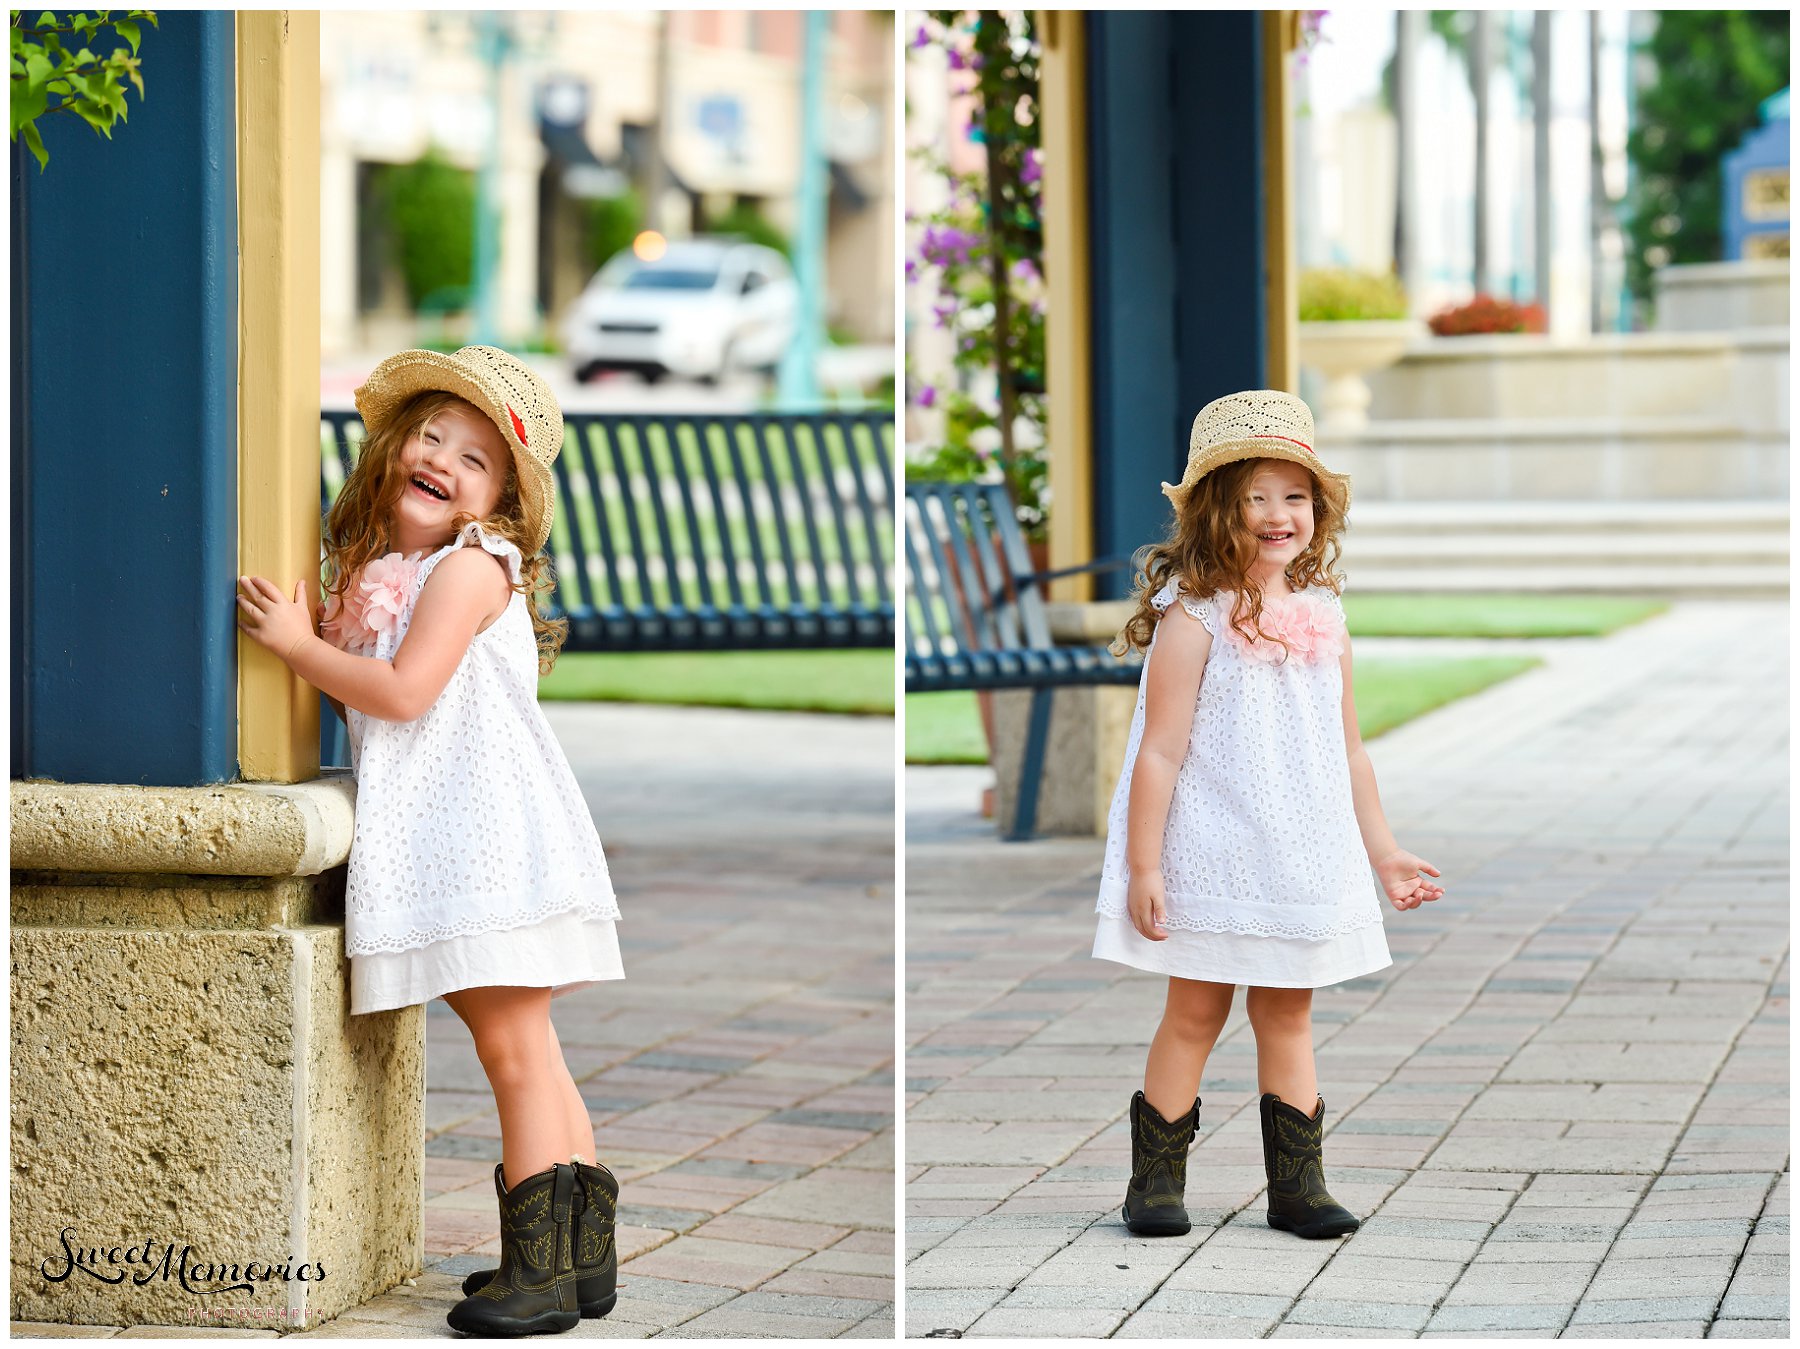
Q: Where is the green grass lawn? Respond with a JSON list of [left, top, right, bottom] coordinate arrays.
[[904, 656, 1540, 764], [1343, 594, 1665, 638], [905, 691, 994, 765], [540, 649, 894, 716], [1351, 656, 1539, 739]]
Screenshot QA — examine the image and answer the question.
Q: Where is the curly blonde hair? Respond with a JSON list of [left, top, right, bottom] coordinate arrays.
[[1110, 457, 1345, 659], [322, 390, 570, 674]]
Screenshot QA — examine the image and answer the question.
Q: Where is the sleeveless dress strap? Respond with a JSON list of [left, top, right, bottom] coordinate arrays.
[[416, 520, 525, 591], [1151, 580, 1219, 636]]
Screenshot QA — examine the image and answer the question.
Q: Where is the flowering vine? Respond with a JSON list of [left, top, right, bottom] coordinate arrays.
[[905, 10, 1048, 539]]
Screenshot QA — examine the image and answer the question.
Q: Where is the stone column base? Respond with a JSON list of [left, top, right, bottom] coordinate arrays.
[[9, 778, 424, 1330], [990, 684, 1138, 837]]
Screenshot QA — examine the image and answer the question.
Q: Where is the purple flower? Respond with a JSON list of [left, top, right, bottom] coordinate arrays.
[[947, 48, 966, 71], [919, 385, 937, 408], [1011, 257, 1039, 283], [911, 24, 931, 50], [921, 223, 981, 268], [1019, 148, 1043, 186]]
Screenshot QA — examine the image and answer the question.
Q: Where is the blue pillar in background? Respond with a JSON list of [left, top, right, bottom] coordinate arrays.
[[11, 11, 238, 785], [1084, 11, 1267, 595]]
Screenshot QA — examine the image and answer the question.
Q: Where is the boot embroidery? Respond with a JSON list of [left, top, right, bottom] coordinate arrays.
[[579, 1227, 613, 1263], [505, 1189, 552, 1225], [517, 1228, 554, 1272]]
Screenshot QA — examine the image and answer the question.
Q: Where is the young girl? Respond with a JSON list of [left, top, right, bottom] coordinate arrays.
[[1095, 389, 1444, 1241], [236, 345, 622, 1336]]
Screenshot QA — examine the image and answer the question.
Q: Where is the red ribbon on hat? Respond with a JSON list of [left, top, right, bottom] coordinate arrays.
[[507, 404, 528, 446], [1260, 433, 1315, 455]]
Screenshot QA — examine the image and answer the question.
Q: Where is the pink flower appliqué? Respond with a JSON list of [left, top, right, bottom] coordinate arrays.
[[1222, 591, 1346, 666], [321, 552, 422, 654]]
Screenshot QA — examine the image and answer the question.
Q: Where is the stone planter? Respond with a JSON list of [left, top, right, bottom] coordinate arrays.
[[1297, 319, 1421, 433]]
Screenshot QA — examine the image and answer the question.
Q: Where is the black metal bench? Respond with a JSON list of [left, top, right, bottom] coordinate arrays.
[[904, 480, 1142, 840], [319, 408, 893, 761]]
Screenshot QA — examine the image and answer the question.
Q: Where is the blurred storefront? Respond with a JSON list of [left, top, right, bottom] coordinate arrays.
[[320, 10, 893, 359]]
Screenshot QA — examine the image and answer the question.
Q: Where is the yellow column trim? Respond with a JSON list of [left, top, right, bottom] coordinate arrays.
[[1039, 10, 1094, 602], [237, 11, 323, 783], [1261, 11, 1299, 392]]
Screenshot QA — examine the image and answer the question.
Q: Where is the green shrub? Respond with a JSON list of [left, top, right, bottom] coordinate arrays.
[[1298, 267, 1408, 321], [705, 201, 791, 257], [583, 188, 642, 271], [373, 150, 476, 311]]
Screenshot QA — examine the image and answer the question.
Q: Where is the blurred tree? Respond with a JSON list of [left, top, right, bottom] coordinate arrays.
[[583, 187, 642, 270], [1384, 14, 1534, 295], [1624, 10, 1789, 306], [373, 149, 476, 311], [705, 200, 791, 257]]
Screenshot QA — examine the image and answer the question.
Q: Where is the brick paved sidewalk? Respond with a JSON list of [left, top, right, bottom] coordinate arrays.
[[905, 601, 1787, 1339], [16, 705, 894, 1342]]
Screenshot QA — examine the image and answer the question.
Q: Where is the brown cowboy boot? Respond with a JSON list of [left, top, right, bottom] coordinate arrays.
[[445, 1161, 580, 1336], [1259, 1092, 1360, 1238], [461, 1159, 618, 1318], [1121, 1090, 1200, 1236]]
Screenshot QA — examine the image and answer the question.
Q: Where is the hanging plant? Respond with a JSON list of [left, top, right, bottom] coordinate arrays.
[[10, 9, 158, 171]]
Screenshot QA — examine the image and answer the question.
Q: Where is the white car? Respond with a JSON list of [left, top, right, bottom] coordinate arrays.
[[562, 238, 799, 385]]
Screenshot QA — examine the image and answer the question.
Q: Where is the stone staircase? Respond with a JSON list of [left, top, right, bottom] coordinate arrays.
[[1339, 500, 1789, 597]]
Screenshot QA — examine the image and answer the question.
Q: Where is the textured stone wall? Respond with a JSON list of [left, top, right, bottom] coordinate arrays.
[[10, 779, 424, 1330]]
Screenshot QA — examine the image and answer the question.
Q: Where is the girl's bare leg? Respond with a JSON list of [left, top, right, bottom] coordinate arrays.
[[546, 1017, 597, 1164], [1245, 985, 1319, 1108], [1142, 978, 1235, 1121], [444, 986, 564, 1189]]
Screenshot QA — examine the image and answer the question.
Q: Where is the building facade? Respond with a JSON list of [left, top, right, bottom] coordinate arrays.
[[320, 9, 894, 359]]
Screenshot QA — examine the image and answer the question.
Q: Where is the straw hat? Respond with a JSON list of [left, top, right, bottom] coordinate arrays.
[[354, 345, 564, 553], [1161, 389, 1351, 519]]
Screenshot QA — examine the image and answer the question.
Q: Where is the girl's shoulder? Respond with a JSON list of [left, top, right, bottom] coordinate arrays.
[[418, 520, 526, 590], [1151, 578, 1225, 635]]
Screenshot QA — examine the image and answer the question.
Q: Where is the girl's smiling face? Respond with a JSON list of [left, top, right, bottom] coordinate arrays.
[[1242, 460, 1316, 585], [393, 399, 509, 550]]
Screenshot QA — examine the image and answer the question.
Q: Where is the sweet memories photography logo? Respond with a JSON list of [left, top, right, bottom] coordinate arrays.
[[40, 1227, 328, 1295]]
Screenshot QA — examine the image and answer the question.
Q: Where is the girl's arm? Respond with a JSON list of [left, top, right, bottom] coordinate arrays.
[[1123, 604, 1212, 940], [1340, 636, 1445, 911], [237, 548, 511, 723]]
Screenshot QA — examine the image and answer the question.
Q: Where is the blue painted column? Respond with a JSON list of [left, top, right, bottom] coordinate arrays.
[[1084, 11, 1267, 595], [12, 11, 238, 784]]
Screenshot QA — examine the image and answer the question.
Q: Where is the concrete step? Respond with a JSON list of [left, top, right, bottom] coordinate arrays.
[[1343, 564, 1788, 598], [1346, 500, 1790, 535], [1340, 530, 1789, 570], [1331, 421, 1785, 501]]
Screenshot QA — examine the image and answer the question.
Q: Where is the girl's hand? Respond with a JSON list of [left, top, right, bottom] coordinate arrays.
[[237, 576, 315, 664], [1375, 849, 1444, 911], [1127, 870, 1170, 941]]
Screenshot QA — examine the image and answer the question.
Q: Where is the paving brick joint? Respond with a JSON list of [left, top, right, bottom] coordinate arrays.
[[16, 705, 894, 1341], [905, 601, 1788, 1339]]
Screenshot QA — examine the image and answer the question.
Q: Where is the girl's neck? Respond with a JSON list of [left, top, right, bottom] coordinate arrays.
[[389, 520, 453, 558], [1248, 564, 1295, 598]]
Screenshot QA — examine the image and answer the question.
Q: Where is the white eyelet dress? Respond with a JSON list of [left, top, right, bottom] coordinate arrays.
[[1093, 581, 1392, 988], [343, 520, 624, 1015]]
